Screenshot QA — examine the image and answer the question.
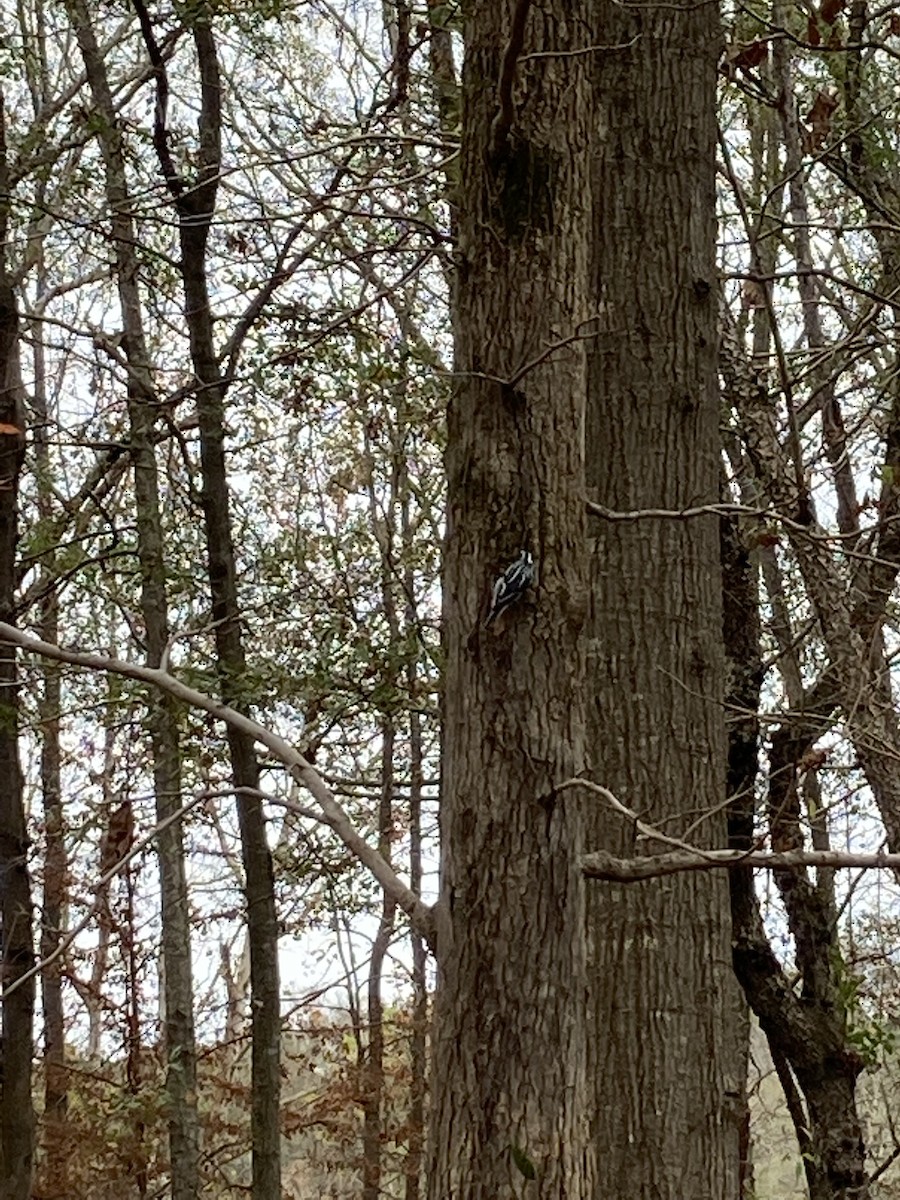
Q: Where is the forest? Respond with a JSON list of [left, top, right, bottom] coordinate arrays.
[[1, 0, 900, 1197]]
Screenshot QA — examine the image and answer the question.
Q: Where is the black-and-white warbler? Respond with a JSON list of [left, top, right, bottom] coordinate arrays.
[[485, 549, 535, 625]]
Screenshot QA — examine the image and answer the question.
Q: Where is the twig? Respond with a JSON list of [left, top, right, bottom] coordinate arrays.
[[557, 777, 722, 858], [520, 36, 639, 61], [460, 313, 603, 389]]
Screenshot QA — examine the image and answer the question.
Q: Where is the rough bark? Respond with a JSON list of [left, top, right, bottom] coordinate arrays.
[[65, 5, 200, 1193], [428, 3, 594, 1197], [133, 4, 281, 1192], [585, 3, 743, 1195], [0, 104, 34, 1195]]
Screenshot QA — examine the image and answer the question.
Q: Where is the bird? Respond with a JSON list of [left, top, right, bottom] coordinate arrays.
[[485, 549, 535, 625]]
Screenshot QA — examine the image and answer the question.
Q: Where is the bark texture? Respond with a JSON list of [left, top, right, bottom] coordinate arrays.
[[429, 3, 594, 1197], [721, 507, 761, 1199], [586, 3, 742, 1195]]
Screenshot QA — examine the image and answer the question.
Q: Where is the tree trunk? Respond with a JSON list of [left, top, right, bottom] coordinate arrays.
[[361, 450, 400, 1200], [721, 505, 762, 1199], [429, 3, 594, 1197], [65, 6, 200, 1193], [720, 316, 868, 1200], [38, 583, 67, 1196], [0, 114, 34, 1195], [585, 3, 743, 1195], [403, 479, 427, 1200], [134, 4, 282, 1190], [30, 254, 70, 1197], [361, 715, 396, 1200]]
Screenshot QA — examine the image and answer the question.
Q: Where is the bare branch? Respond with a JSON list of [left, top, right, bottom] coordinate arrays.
[[582, 847, 900, 881], [558, 777, 722, 857], [129, 0, 183, 197], [461, 313, 603, 389], [0, 623, 437, 949], [564, 777, 900, 880], [520, 36, 639, 61]]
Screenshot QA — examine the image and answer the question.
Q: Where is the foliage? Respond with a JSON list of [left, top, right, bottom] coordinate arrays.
[[2, 0, 900, 1194]]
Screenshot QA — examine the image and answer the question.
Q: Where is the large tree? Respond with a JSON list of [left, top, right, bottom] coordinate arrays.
[[428, 1, 596, 1195], [585, 0, 744, 1194]]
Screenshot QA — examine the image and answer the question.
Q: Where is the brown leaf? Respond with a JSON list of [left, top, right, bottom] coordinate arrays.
[[741, 277, 767, 310], [99, 800, 135, 876], [0, 422, 22, 435], [820, 0, 846, 24], [799, 747, 829, 773], [802, 91, 838, 153], [752, 528, 780, 548], [730, 39, 768, 70]]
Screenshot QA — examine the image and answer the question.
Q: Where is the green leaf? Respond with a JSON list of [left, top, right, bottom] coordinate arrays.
[[510, 1143, 536, 1181]]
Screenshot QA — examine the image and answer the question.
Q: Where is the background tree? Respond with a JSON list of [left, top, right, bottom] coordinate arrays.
[[0, 98, 33, 1200], [65, 1, 200, 1191]]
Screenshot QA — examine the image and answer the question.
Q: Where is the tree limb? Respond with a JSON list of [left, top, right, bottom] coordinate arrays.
[[0, 623, 437, 950], [582, 847, 900, 881]]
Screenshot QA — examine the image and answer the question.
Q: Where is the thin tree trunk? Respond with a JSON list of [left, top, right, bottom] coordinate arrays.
[[65, 6, 200, 1194], [23, 27, 70, 1177], [0, 97, 34, 1200], [585, 3, 743, 1195], [32, 276, 70, 1198], [405, 697, 427, 1200], [360, 422, 402, 1200], [362, 718, 396, 1200], [429, 3, 594, 1196], [720, 319, 869, 1200], [132, 4, 281, 1190], [122, 852, 147, 1199], [402, 462, 427, 1200], [721, 502, 762, 1199]]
